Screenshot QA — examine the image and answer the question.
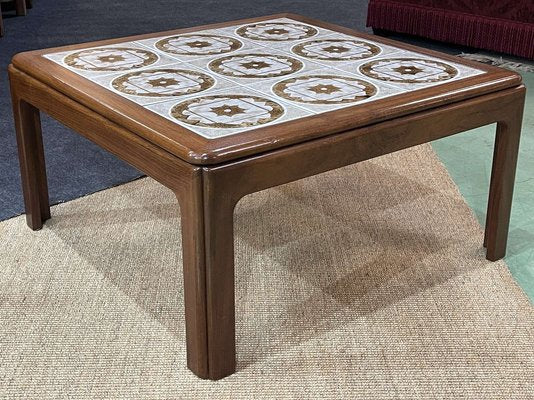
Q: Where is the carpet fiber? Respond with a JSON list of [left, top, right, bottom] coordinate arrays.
[[0, 144, 532, 399]]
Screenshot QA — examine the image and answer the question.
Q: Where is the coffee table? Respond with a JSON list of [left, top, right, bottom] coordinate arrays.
[[9, 14, 525, 380]]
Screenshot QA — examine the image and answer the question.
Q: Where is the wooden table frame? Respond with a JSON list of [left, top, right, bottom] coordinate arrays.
[[9, 14, 525, 380]]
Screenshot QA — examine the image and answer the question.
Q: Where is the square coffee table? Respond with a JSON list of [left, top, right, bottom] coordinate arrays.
[[9, 14, 525, 380]]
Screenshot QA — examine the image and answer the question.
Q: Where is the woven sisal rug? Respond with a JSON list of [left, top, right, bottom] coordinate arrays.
[[0, 144, 532, 399]]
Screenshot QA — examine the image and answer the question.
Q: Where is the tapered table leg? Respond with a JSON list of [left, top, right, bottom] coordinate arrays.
[[484, 91, 525, 261], [177, 171, 237, 380], [12, 95, 51, 230]]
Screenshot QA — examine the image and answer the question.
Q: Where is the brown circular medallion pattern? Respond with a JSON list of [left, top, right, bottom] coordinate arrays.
[[292, 39, 381, 61], [171, 94, 284, 128], [209, 53, 303, 78], [64, 47, 158, 72], [112, 68, 214, 97], [155, 34, 242, 56], [273, 74, 377, 104], [236, 22, 318, 41], [359, 58, 458, 83]]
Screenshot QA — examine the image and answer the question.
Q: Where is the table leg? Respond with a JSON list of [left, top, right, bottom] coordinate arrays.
[[177, 174, 237, 380], [15, 0, 27, 16], [12, 96, 51, 230], [484, 96, 524, 261]]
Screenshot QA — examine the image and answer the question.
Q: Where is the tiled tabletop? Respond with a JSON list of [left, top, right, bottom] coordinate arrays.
[[44, 18, 485, 139]]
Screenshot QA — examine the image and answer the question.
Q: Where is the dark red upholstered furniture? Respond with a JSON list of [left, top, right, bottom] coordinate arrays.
[[367, 0, 534, 59]]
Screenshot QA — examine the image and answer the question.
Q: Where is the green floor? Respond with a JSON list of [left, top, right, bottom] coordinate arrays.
[[432, 71, 534, 302]]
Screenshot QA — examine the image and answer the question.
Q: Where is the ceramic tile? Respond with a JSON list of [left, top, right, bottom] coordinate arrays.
[[89, 63, 237, 105], [44, 42, 179, 79], [184, 47, 327, 85], [43, 17, 486, 139], [135, 32, 260, 63], [246, 69, 407, 114], [317, 32, 404, 55], [145, 86, 313, 139], [279, 32, 405, 63], [334, 50, 484, 90], [239, 26, 338, 51], [227, 17, 335, 44]]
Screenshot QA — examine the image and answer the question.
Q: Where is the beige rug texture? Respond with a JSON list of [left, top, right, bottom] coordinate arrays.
[[0, 144, 533, 399]]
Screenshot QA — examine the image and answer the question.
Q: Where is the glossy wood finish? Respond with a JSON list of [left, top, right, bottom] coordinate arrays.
[[9, 67, 197, 192], [484, 100, 524, 260], [203, 86, 525, 200], [175, 169, 237, 380], [11, 90, 50, 229], [9, 14, 525, 380], [11, 13, 522, 165], [10, 65, 233, 380]]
